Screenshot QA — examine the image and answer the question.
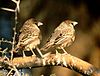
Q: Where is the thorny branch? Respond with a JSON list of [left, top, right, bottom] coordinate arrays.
[[0, 38, 12, 44], [11, 0, 19, 60], [1, 0, 20, 60], [0, 52, 99, 76], [1, 0, 20, 75], [0, 0, 100, 76]]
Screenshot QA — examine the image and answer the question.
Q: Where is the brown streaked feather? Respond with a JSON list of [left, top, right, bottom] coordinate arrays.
[[40, 20, 77, 52], [15, 18, 41, 52]]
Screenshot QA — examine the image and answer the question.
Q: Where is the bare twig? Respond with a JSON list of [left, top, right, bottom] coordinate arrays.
[[0, 48, 9, 61], [1, 0, 20, 60], [12, 0, 20, 13], [11, 27, 17, 60], [1, 8, 15, 12], [1, 0, 20, 13], [10, 0, 20, 60], [12, 65, 20, 76], [7, 69, 13, 76], [0, 38, 12, 44]]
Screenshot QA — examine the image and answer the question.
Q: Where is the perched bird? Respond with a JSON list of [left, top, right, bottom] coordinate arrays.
[[40, 20, 78, 53], [15, 18, 43, 57]]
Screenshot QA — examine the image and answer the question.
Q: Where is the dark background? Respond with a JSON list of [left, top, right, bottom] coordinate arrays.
[[0, 0, 100, 76]]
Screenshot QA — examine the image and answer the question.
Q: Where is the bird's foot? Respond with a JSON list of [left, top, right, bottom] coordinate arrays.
[[23, 51, 26, 57], [36, 47, 44, 58], [42, 52, 51, 58], [31, 50, 36, 56], [32, 54, 36, 57], [60, 47, 68, 54]]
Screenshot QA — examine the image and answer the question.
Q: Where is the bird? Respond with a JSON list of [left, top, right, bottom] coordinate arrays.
[[15, 18, 43, 57], [40, 20, 78, 54]]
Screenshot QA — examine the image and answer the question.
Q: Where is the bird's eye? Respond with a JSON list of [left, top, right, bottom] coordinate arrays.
[[34, 22, 38, 25], [60, 33, 62, 36], [71, 23, 74, 25]]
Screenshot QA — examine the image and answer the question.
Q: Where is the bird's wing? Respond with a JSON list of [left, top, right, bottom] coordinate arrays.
[[19, 23, 40, 40], [48, 29, 61, 42], [54, 27, 74, 44], [40, 29, 61, 51], [54, 34, 72, 45], [19, 32, 39, 44]]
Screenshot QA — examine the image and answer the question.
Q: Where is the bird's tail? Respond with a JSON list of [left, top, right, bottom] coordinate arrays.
[[13, 44, 24, 53]]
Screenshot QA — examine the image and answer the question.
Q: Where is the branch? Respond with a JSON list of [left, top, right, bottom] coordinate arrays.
[[0, 53, 99, 76], [1, 0, 20, 60], [0, 38, 12, 44]]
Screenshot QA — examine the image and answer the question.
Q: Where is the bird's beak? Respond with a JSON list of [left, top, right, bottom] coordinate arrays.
[[37, 22, 43, 26], [73, 22, 78, 26]]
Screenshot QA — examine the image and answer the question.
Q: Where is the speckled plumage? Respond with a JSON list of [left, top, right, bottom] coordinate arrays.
[[15, 18, 43, 57], [40, 20, 78, 53]]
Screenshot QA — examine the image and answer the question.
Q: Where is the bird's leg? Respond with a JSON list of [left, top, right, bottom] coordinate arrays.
[[23, 51, 26, 57], [30, 49, 36, 56], [36, 47, 43, 58], [60, 47, 68, 54], [36, 47, 51, 58]]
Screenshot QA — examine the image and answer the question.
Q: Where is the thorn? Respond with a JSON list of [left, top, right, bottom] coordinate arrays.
[[7, 69, 13, 76], [13, 27, 15, 30], [12, 0, 20, 13], [55, 50, 62, 65], [56, 57, 61, 65], [62, 57, 67, 67], [52, 62, 55, 65], [4, 55, 9, 61], [1, 8, 15, 12], [12, 0, 17, 3], [29, 67, 32, 69], [1, 38, 4, 41], [3, 48, 8, 53], [15, 32, 17, 35], [13, 65, 20, 76], [42, 59, 46, 66], [0, 48, 2, 51], [50, 74, 56, 76]]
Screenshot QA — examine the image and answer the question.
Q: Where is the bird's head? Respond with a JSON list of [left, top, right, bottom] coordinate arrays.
[[64, 20, 78, 26], [36, 21, 43, 26], [33, 19, 43, 27], [28, 18, 43, 27], [71, 21, 78, 26]]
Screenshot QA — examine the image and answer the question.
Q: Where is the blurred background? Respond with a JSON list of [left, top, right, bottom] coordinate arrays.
[[0, 0, 100, 76]]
